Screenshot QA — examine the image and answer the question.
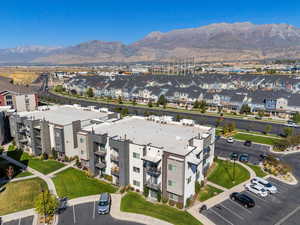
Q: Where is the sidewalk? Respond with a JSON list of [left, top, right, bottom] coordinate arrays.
[[1, 209, 36, 223], [47, 161, 76, 178], [188, 158, 256, 225]]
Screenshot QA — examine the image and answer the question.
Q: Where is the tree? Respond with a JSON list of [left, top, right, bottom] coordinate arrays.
[[157, 95, 167, 106], [222, 124, 229, 134], [143, 185, 149, 197], [227, 122, 236, 132], [258, 110, 265, 118], [199, 101, 207, 113], [118, 96, 123, 104], [6, 166, 14, 179], [35, 190, 59, 217], [283, 127, 294, 137], [52, 148, 57, 160], [292, 112, 300, 123], [195, 181, 201, 194], [148, 100, 153, 108], [193, 100, 200, 109], [132, 99, 137, 105], [86, 88, 94, 97], [264, 125, 272, 134], [54, 85, 65, 93], [157, 189, 161, 202], [240, 104, 251, 114]]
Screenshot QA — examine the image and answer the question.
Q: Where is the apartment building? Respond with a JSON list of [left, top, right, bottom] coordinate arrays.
[[0, 106, 15, 145], [77, 115, 215, 206], [0, 91, 38, 112], [9, 105, 119, 157]]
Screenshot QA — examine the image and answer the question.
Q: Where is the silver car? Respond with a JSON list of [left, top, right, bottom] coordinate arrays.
[[97, 193, 111, 214]]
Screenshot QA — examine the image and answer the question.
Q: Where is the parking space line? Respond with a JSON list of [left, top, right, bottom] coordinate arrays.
[[73, 205, 76, 224], [274, 206, 300, 225], [219, 203, 244, 220], [245, 191, 268, 203], [229, 199, 253, 214], [18, 218, 21, 225], [210, 208, 234, 225], [93, 201, 96, 219]]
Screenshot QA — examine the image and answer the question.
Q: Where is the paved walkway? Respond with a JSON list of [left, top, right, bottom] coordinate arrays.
[[1, 209, 35, 223], [206, 181, 228, 191], [47, 161, 76, 178], [187, 157, 256, 225]]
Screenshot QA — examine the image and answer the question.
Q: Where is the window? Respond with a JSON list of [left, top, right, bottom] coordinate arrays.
[[133, 180, 140, 187], [133, 152, 140, 159], [80, 138, 84, 143], [168, 164, 176, 171], [133, 167, 140, 173], [81, 150, 84, 155], [168, 180, 175, 187], [187, 176, 191, 184], [169, 193, 178, 201]]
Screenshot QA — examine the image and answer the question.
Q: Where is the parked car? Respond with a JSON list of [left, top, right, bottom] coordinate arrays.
[[244, 183, 268, 197], [259, 154, 267, 161], [97, 193, 111, 214], [285, 121, 299, 127], [229, 152, 239, 160], [244, 140, 252, 147], [227, 137, 234, 143], [230, 192, 255, 208], [239, 154, 249, 163], [57, 197, 68, 213], [250, 177, 277, 194]]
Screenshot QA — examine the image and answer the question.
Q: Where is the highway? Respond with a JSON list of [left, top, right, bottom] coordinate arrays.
[[41, 91, 300, 136]]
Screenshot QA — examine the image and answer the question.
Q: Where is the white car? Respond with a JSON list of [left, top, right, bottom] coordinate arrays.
[[245, 183, 268, 197], [285, 122, 299, 128], [227, 137, 234, 143], [250, 177, 278, 194]]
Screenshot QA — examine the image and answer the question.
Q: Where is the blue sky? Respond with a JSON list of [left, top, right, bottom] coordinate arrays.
[[0, 0, 299, 48]]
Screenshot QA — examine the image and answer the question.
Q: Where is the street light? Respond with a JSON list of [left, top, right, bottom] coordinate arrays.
[[232, 158, 236, 183], [41, 186, 46, 225]]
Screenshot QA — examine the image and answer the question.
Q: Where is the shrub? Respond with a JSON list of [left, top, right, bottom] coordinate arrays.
[[143, 185, 149, 197], [169, 200, 175, 207], [162, 197, 168, 204], [157, 190, 161, 202], [195, 181, 201, 194], [103, 174, 113, 182], [120, 186, 126, 194], [176, 202, 184, 209], [185, 198, 191, 208], [136, 189, 140, 193], [214, 155, 218, 162], [41, 153, 48, 160]]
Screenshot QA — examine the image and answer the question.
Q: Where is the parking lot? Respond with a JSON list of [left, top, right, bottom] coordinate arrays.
[[202, 177, 300, 225], [59, 202, 145, 225], [2, 216, 33, 225]]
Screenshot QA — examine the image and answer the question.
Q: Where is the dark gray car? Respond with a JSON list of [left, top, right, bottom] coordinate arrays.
[[97, 193, 111, 214]]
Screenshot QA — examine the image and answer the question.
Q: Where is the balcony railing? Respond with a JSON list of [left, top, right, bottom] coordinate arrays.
[[145, 180, 161, 191], [94, 150, 106, 157], [145, 167, 161, 176], [111, 154, 119, 162], [95, 161, 106, 169], [111, 167, 120, 176]]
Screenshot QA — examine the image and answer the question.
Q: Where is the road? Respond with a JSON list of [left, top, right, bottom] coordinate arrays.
[[41, 91, 300, 136]]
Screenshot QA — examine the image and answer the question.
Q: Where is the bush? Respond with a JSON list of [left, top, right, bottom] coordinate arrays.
[[162, 197, 168, 204], [157, 190, 161, 202], [185, 198, 191, 208], [195, 181, 201, 194], [103, 174, 113, 182], [136, 189, 140, 193], [169, 200, 175, 207], [214, 155, 218, 162], [41, 153, 48, 160], [120, 186, 126, 194], [176, 202, 184, 209], [143, 185, 149, 197]]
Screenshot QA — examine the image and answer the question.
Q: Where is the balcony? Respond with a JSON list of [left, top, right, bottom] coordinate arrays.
[[111, 167, 119, 176], [111, 154, 119, 162], [19, 139, 28, 144], [145, 180, 161, 191], [145, 167, 161, 177], [95, 161, 106, 169], [18, 128, 26, 134], [94, 150, 106, 157]]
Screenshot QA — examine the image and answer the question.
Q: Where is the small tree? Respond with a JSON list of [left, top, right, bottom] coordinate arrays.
[[157, 95, 167, 106], [86, 88, 94, 98], [41, 153, 48, 160], [199, 101, 207, 113], [35, 190, 59, 217], [118, 96, 123, 104], [264, 125, 272, 134], [132, 99, 137, 105], [52, 148, 57, 160], [157, 190, 161, 202], [292, 112, 300, 123], [143, 185, 149, 197], [193, 100, 200, 109], [195, 181, 201, 194], [227, 122, 236, 132], [258, 110, 265, 118], [283, 127, 294, 137], [6, 165, 14, 179], [54, 85, 65, 93], [240, 104, 251, 114], [148, 100, 153, 108]]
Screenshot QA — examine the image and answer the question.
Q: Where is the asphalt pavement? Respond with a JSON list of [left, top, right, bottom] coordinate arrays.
[[58, 202, 145, 225], [2, 216, 33, 225]]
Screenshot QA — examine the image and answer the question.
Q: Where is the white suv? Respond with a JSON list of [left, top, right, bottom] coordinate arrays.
[[250, 177, 277, 194], [245, 183, 268, 197]]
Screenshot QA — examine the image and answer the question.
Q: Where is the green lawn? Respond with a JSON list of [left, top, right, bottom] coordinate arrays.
[[14, 171, 33, 178], [246, 163, 268, 178], [208, 159, 250, 189], [233, 133, 279, 145], [121, 192, 202, 225], [7, 150, 65, 175], [0, 178, 47, 215], [198, 185, 223, 202], [52, 168, 117, 199]]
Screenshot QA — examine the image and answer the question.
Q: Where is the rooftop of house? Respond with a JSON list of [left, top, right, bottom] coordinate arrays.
[[16, 105, 112, 125], [83, 116, 213, 156]]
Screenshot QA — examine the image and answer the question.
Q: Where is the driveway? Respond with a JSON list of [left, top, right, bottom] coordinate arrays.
[[58, 202, 145, 225], [2, 216, 33, 225]]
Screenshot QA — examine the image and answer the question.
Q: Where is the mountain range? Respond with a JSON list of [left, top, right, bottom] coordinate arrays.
[[2, 22, 300, 64]]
